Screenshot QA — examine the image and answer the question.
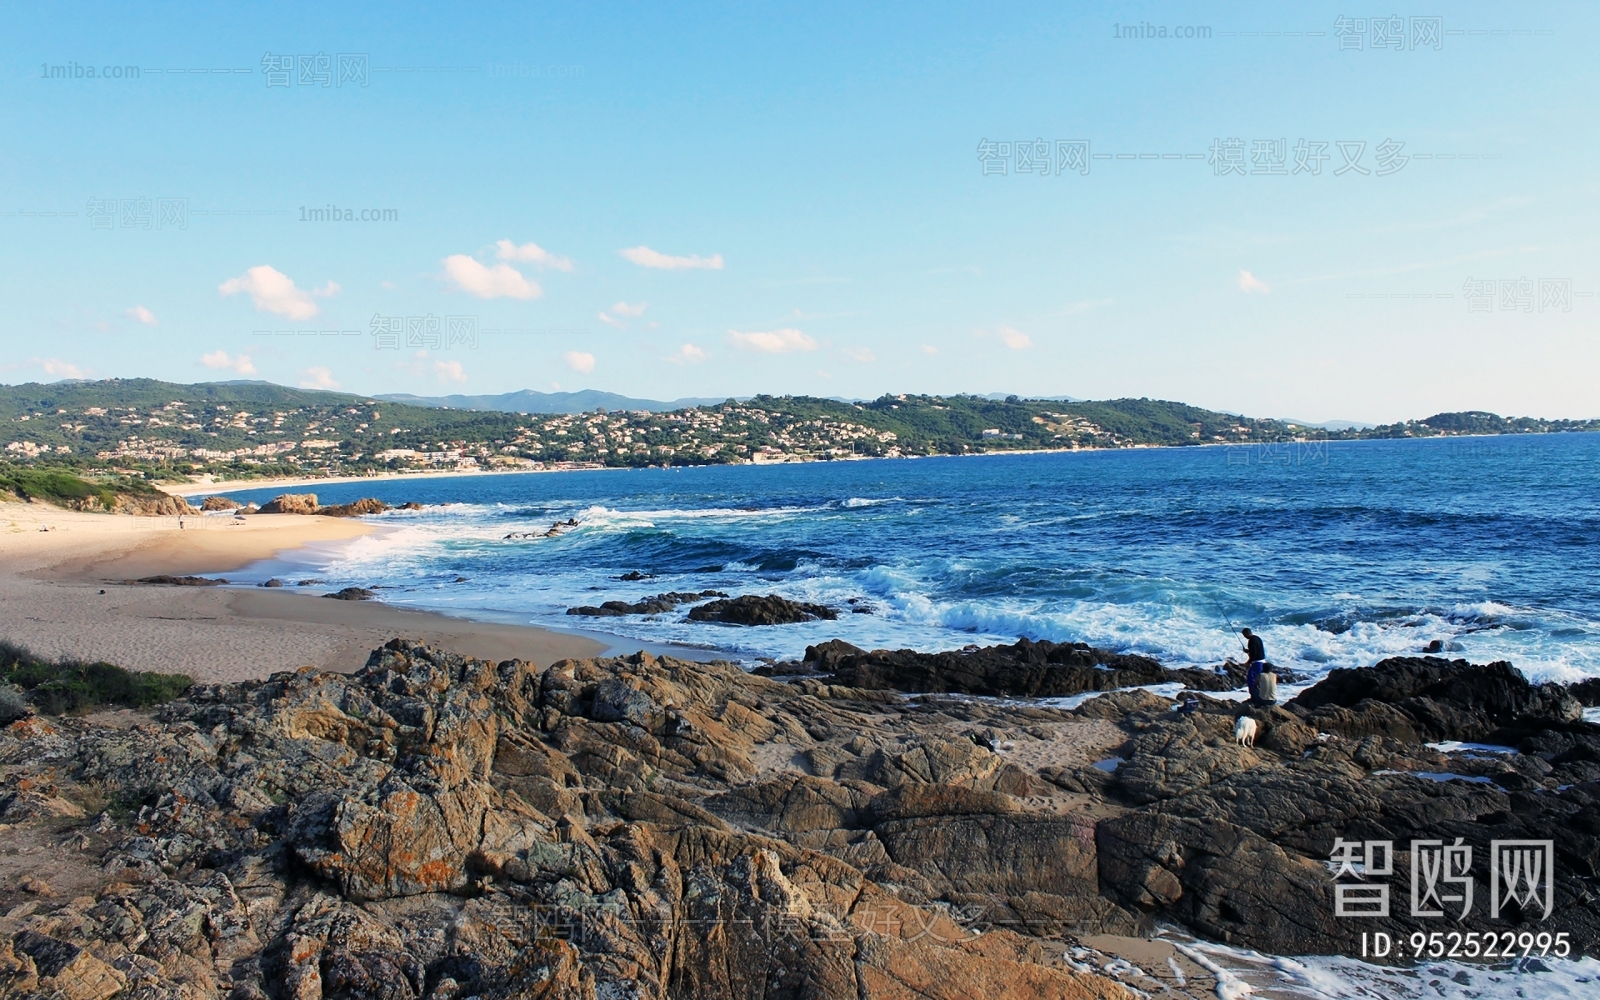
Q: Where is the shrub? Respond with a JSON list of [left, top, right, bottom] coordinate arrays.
[[0, 640, 192, 715], [0, 466, 116, 509]]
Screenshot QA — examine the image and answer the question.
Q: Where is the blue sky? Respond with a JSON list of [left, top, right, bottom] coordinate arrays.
[[2, 1, 1596, 422]]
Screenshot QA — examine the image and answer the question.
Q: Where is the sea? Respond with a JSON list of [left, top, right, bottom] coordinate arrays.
[[221, 432, 1600, 684]]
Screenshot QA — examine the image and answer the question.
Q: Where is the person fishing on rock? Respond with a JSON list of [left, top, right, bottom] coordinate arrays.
[[1241, 627, 1267, 702]]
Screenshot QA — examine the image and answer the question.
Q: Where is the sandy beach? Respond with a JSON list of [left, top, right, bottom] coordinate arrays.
[[0, 500, 605, 682]]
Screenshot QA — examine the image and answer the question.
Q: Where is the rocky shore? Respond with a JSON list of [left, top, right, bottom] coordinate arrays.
[[1, 638, 1597, 998]]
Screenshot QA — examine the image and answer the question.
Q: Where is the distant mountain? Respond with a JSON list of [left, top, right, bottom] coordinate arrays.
[[1280, 417, 1377, 431], [374, 389, 734, 414], [983, 393, 1085, 403], [379, 389, 1085, 413]]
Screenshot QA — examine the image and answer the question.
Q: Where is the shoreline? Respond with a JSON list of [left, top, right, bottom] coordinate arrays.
[[0, 500, 607, 682], [155, 464, 621, 498]]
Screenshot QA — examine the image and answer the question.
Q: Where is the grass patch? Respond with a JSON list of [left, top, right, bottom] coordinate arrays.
[[0, 640, 192, 715]]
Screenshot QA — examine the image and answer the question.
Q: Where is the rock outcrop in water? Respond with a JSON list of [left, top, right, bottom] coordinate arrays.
[[791, 637, 1247, 696], [2, 643, 1596, 999], [687, 594, 839, 625], [566, 591, 727, 617], [255, 494, 394, 517]]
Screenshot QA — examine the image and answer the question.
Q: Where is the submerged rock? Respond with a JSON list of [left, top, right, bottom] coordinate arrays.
[[566, 590, 726, 617]]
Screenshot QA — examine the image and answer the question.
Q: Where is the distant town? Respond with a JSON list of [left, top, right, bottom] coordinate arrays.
[[1, 378, 1596, 487]]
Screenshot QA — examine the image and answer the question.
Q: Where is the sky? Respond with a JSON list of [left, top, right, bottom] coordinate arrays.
[[2, 1, 1597, 423]]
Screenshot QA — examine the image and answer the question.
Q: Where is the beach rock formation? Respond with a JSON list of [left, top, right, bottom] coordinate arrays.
[[116, 493, 197, 516], [317, 498, 390, 517], [254, 494, 392, 517], [0, 641, 1139, 1000], [257, 492, 320, 514], [322, 586, 377, 601], [687, 594, 839, 625], [1287, 656, 1582, 742], [200, 496, 242, 511], [567, 591, 727, 617], [4, 642, 1598, 999], [797, 637, 1242, 697]]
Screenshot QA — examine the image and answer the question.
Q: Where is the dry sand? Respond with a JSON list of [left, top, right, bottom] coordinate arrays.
[[0, 500, 604, 682]]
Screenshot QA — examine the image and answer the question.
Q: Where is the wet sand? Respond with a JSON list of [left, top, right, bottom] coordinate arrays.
[[0, 501, 605, 682]]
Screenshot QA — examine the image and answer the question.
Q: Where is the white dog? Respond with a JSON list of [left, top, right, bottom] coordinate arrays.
[[1235, 715, 1257, 747]]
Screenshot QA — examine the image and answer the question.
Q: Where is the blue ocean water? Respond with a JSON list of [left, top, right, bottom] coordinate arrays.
[[222, 433, 1600, 682]]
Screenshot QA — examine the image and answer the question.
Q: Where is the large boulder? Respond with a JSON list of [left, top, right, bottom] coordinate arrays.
[[1289, 656, 1582, 742], [258, 492, 320, 514]]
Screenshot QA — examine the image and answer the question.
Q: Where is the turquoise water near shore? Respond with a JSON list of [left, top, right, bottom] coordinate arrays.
[[223, 433, 1600, 682]]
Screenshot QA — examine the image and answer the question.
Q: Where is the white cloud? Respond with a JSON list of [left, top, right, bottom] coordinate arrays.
[[312, 281, 341, 298], [842, 346, 876, 363], [125, 305, 158, 326], [728, 327, 817, 353], [443, 254, 542, 300], [620, 245, 724, 271], [564, 350, 596, 374], [38, 358, 86, 379], [434, 359, 467, 384], [598, 300, 648, 329], [381, 280, 400, 291], [920, 344, 940, 355], [199, 350, 256, 375], [667, 343, 707, 364], [299, 366, 339, 389], [495, 239, 574, 272], [997, 326, 1033, 350], [218, 265, 321, 320], [1238, 270, 1270, 294]]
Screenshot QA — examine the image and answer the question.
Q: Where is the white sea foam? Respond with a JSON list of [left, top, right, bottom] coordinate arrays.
[[1176, 934, 1600, 999], [248, 453, 1600, 683]]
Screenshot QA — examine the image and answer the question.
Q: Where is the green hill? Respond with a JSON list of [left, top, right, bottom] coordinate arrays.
[[1, 379, 1594, 489]]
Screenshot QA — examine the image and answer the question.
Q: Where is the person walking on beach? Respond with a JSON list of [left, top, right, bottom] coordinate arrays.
[[1241, 627, 1266, 701]]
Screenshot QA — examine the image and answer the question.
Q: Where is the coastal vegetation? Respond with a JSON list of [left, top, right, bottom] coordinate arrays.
[[1, 378, 1595, 486], [0, 640, 193, 716]]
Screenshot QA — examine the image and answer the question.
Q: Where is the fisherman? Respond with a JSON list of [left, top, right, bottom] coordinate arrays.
[[1241, 627, 1267, 701]]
